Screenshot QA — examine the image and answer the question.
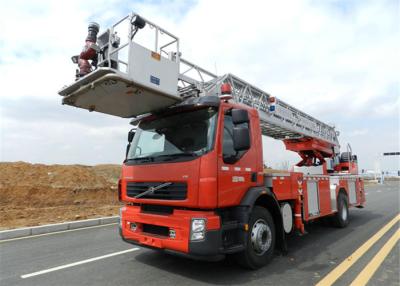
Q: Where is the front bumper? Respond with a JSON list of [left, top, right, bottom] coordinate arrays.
[[120, 205, 227, 260]]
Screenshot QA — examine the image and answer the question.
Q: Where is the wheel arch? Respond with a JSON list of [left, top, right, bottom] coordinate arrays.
[[240, 187, 287, 254]]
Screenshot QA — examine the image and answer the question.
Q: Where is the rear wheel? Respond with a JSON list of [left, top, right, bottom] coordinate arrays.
[[235, 206, 276, 269], [331, 192, 349, 228]]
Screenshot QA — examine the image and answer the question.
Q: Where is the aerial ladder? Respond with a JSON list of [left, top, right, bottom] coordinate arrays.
[[60, 13, 350, 171]]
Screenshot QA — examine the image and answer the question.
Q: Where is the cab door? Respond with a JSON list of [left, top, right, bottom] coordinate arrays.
[[217, 108, 258, 207]]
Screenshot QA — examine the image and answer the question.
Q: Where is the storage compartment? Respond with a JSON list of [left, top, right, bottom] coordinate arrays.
[[348, 180, 357, 204], [307, 181, 320, 217]]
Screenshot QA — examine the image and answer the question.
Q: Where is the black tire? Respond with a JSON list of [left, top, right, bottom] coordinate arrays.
[[235, 206, 276, 269], [331, 192, 349, 228]]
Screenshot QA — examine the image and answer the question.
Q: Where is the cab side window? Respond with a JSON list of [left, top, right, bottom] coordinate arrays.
[[222, 112, 249, 164], [223, 115, 235, 162]]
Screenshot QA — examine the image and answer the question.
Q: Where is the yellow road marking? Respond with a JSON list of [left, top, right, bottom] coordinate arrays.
[[350, 229, 400, 286], [316, 214, 400, 286]]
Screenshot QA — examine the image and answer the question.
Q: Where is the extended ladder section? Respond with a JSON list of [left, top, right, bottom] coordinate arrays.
[[177, 65, 339, 147], [59, 13, 339, 150]]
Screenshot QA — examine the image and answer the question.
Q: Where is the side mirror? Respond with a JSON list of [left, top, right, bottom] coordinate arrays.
[[128, 129, 136, 143], [232, 109, 249, 125], [125, 144, 131, 160], [233, 126, 250, 151]]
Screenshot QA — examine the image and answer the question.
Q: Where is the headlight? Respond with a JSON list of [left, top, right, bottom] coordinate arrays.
[[190, 218, 206, 241], [191, 231, 205, 240], [192, 219, 206, 232]]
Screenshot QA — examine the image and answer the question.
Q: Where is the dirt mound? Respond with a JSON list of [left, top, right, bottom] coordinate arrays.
[[0, 162, 122, 230]]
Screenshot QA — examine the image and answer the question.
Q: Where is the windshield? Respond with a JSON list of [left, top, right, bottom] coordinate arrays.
[[127, 107, 218, 163]]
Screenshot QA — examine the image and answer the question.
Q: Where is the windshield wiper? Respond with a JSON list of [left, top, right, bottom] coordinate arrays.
[[156, 152, 197, 161], [128, 153, 197, 163], [127, 156, 155, 162]]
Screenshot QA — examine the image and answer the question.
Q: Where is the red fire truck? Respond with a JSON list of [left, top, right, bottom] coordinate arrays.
[[60, 14, 365, 269]]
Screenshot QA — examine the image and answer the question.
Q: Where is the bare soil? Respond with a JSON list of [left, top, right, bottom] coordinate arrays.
[[0, 162, 122, 230]]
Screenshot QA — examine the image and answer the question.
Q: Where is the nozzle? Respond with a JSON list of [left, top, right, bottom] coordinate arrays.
[[86, 22, 100, 42], [132, 16, 146, 29]]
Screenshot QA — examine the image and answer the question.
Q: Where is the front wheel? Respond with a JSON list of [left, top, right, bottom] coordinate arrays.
[[235, 206, 276, 269]]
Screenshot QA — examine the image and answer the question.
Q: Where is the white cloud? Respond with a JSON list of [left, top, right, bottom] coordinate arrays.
[[348, 129, 368, 137], [0, 0, 399, 170]]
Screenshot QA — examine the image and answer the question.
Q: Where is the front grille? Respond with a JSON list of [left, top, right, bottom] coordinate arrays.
[[142, 224, 169, 237], [141, 204, 174, 215], [126, 182, 187, 200]]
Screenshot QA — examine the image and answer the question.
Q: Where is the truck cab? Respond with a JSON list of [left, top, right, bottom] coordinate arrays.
[[119, 95, 273, 264]]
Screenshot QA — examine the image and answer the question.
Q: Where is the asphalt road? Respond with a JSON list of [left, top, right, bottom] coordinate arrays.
[[1, 181, 399, 286]]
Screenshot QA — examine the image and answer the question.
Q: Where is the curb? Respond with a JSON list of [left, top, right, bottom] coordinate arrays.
[[0, 216, 120, 240]]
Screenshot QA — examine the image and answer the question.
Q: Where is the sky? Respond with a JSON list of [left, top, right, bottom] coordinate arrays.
[[0, 0, 399, 172]]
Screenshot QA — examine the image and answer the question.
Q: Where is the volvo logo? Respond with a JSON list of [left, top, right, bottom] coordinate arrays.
[[134, 182, 173, 199]]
